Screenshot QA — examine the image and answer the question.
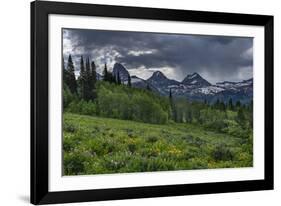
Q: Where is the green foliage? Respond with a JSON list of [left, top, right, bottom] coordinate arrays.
[[64, 55, 77, 94], [236, 100, 241, 108], [199, 108, 228, 132], [212, 143, 234, 161], [103, 63, 108, 81], [146, 136, 158, 143], [102, 63, 116, 83], [96, 81, 169, 124], [63, 83, 76, 108], [228, 98, 234, 110], [236, 108, 246, 127], [64, 122, 77, 133], [64, 152, 87, 175], [77, 56, 97, 101], [63, 113, 253, 175], [66, 100, 97, 116], [78, 56, 86, 99]]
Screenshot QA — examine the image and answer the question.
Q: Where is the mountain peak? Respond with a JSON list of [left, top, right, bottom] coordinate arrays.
[[151, 71, 167, 79], [112, 63, 130, 82], [113, 62, 127, 71], [186, 72, 200, 79], [182, 72, 211, 87], [147, 70, 179, 95]]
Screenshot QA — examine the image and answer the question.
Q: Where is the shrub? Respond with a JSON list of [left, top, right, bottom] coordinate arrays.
[[63, 134, 76, 152], [226, 121, 250, 139], [63, 122, 77, 133], [212, 143, 234, 161], [189, 158, 208, 169], [125, 128, 135, 138], [63, 84, 76, 108], [146, 136, 158, 143], [205, 119, 228, 132], [66, 100, 97, 116], [64, 152, 86, 175], [128, 143, 137, 153], [182, 135, 206, 148], [88, 139, 117, 156], [102, 154, 127, 172]]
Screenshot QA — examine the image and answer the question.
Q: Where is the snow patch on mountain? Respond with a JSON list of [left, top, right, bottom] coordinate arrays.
[[131, 77, 142, 83], [190, 80, 198, 84], [216, 78, 253, 90], [189, 73, 199, 79], [192, 86, 225, 95], [182, 72, 211, 87]]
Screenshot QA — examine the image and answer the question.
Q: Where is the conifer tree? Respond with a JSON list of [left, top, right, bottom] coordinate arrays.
[[84, 57, 91, 100], [127, 74, 131, 87], [63, 57, 67, 82], [249, 100, 253, 112], [220, 101, 226, 111], [103, 63, 108, 81], [236, 100, 241, 108], [78, 56, 86, 99], [228, 98, 234, 110], [204, 99, 207, 105], [112, 72, 115, 83], [214, 98, 220, 109], [249, 100, 253, 128], [169, 88, 173, 119], [80, 56, 85, 76], [85, 57, 91, 79], [107, 72, 114, 83], [91, 61, 97, 99], [236, 108, 246, 127], [91, 61, 97, 82], [186, 110, 192, 123], [65, 54, 77, 94], [117, 72, 121, 84], [169, 88, 177, 122]]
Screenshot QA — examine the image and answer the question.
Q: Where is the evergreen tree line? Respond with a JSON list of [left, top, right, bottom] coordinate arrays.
[[63, 54, 132, 102], [168, 88, 253, 138]]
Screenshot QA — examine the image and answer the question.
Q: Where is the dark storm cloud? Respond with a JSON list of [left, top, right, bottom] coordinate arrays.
[[63, 28, 253, 83]]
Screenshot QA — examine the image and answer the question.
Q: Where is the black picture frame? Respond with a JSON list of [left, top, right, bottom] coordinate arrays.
[[31, 0, 274, 204]]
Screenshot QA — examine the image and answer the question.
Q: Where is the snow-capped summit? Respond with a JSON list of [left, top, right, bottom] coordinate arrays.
[[147, 71, 180, 95], [182, 72, 211, 87]]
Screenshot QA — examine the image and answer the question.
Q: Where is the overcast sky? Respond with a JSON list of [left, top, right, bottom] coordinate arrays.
[[63, 28, 253, 84]]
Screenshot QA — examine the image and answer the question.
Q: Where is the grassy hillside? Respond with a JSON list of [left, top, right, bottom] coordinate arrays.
[[63, 113, 252, 175]]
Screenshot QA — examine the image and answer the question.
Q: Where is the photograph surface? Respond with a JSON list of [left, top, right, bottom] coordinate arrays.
[[62, 28, 253, 176]]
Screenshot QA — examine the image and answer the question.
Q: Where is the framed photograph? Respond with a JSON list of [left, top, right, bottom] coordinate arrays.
[[31, 1, 274, 204]]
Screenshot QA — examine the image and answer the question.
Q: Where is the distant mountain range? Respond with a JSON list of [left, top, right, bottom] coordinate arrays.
[[97, 63, 253, 103]]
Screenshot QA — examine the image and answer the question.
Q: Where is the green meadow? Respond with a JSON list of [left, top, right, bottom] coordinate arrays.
[[63, 112, 252, 175]]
